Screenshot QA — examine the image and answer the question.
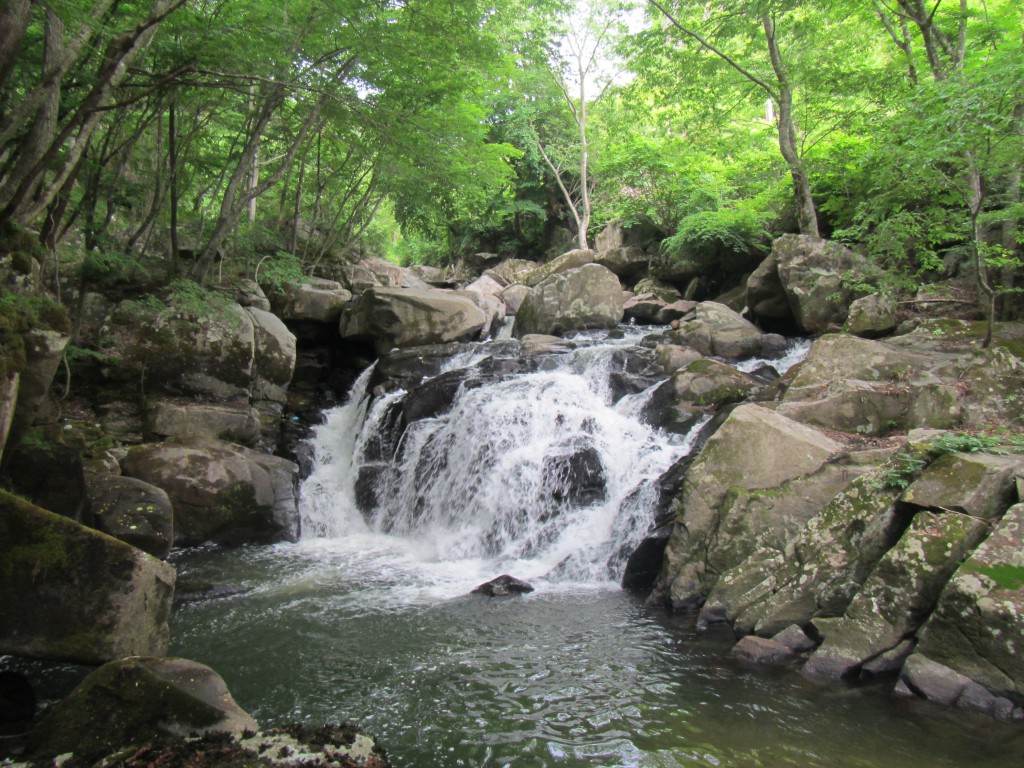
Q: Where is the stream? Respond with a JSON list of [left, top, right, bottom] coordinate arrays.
[[169, 329, 1024, 767]]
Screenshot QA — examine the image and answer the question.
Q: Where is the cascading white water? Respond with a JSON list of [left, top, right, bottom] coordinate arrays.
[[299, 335, 702, 586]]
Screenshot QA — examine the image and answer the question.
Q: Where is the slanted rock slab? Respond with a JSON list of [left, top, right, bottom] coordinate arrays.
[[0, 491, 175, 664]]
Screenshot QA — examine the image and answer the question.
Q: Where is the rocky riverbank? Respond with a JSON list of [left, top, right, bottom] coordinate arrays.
[[2, 221, 1023, 761]]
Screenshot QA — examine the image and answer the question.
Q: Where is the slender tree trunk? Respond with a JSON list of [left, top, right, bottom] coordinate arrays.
[[168, 100, 180, 262], [0, 0, 33, 92], [577, 61, 590, 250], [763, 14, 819, 239]]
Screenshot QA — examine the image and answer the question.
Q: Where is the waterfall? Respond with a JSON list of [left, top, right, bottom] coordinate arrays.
[[298, 332, 795, 586]]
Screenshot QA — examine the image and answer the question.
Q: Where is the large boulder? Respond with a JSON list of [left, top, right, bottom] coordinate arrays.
[[484, 258, 539, 286], [0, 491, 175, 663], [25, 657, 258, 762], [594, 220, 657, 280], [339, 286, 489, 354], [704, 463, 906, 636], [521, 249, 596, 287], [334, 257, 404, 293], [803, 508, 991, 681], [669, 302, 763, 359], [774, 234, 866, 333], [901, 502, 1024, 718], [122, 438, 299, 546], [265, 278, 352, 324], [652, 405, 851, 610], [514, 264, 624, 337], [845, 292, 898, 338], [748, 235, 865, 333], [777, 334, 931, 435], [111, 302, 255, 401], [778, 330, 1024, 435], [146, 400, 262, 445], [85, 473, 174, 559], [247, 306, 297, 402]]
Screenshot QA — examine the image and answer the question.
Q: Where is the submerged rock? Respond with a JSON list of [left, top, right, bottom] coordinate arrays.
[[472, 575, 535, 597]]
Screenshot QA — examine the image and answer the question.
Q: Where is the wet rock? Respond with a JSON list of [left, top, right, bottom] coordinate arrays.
[[731, 636, 797, 666], [248, 306, 298, 403], [85, 473, 174, 559], [500, 284, 530, 315], [122, 437, 299, 546], [772, 625, 818, 653], [803, 509, 990, 681], [472, 574, 535, 596], [25, 657, 258, 762], [485, 258, 539, 286], [907, 503, 1024, 713], [543, 444, 606, 507], [896, 655, 1023, 721], [0, 491, 175, 664]]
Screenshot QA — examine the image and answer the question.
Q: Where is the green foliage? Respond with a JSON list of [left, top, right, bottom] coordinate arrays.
[[0, 293, 71, 380], [77, 251, 151, 287], [926, 431, 1024, 456], [662, 205, 770, 259], [256, 253, 306, 291], [882, 452, 929, 490], [964, 564, 1024, 591]]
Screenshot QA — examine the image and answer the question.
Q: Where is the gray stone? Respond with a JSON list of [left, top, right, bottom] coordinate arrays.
[[26, 657, 258, 760], [0, 491, 175, 664], [514, 264, 624, 337], [845, 293, 898, 338], [123, 438, 299, 546], [731, 636, 797, 666], [86, 473, 174, 559], [147, 400, 262, 445], [670, 302, 762, 359], [773, 234, 866, 334], [267, 278, 352, 323], [500, 284, 530, 315], [803, 509, 990, 681], [339, 286, 488, 354], [772, 625, 818, 653], [521, 249, 596, 287]]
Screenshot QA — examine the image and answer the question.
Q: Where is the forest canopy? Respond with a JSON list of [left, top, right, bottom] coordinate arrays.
[[0, 0, 1020, 304]]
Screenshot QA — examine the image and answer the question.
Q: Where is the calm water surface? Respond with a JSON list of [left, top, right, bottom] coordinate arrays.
[[168, 540, 1023, 768]]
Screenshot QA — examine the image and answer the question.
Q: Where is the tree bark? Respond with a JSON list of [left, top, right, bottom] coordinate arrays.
[[0, 0, 33, 92], [762, 14, 819, 239]]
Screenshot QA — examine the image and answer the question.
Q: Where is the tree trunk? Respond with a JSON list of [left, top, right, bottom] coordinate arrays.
[[0, 0, 33, 92], [762, 14, 819, 239]]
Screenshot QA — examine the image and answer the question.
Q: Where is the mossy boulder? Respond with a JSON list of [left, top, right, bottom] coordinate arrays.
[[0, 491, 175, 664], [642, 358, 760, 433], [845, 292, 898, 338], [651, 404, 848, 610], [514, 264, 624, 337], [704, 462, 906, 636], [903, 503, 1024, 718], [901, 451, 1024, 521], [25, 657, 258, 762], [803, 509, 991, 681], [772, 234, 867, 334], [85, 473, 174, 559], [122, 437, 299, 546]]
